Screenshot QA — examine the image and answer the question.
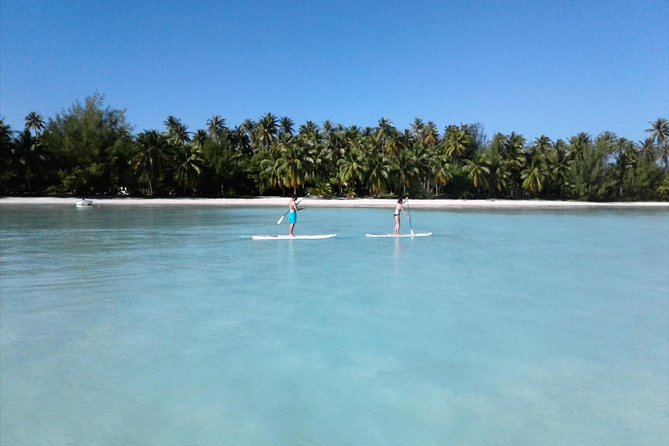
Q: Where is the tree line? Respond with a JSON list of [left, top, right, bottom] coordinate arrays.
[[2, 94, 668, 201]]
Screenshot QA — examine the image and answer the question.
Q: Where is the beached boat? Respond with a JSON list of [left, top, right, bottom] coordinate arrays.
[[75, 199, 93, 207]]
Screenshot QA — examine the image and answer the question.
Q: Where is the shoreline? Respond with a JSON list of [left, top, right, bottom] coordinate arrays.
[[1, 196, 668, 210]]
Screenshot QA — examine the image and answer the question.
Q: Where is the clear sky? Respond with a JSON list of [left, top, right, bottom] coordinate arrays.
[[1, 0, 667, 142]]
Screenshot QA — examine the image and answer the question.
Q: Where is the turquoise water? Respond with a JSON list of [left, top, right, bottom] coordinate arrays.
[[1, 204, 668, 445]]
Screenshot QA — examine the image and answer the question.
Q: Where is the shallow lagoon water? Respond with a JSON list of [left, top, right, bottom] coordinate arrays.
[[1, 204, 668, 445]]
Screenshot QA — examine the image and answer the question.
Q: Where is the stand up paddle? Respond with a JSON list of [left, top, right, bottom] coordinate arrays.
[[405, 197, 415, 236], [277, 193, 308, 224]]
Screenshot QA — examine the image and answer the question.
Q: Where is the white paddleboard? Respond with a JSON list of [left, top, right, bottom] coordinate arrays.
[[251, 234, 337, 240], [365, 232, 432, 238]]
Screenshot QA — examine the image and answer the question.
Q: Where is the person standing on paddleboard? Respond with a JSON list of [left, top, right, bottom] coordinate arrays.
[[394, 197, 410, 235], [288, 195, 304, 237]]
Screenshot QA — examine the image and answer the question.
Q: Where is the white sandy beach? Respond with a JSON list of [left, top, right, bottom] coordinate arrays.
[[1, 196, 668, 209]]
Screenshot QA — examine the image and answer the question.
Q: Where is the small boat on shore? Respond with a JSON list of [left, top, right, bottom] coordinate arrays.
[[75, 199, 93, 207]]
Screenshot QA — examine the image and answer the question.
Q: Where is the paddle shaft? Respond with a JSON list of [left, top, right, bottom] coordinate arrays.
[[405, 197, 415, 235]]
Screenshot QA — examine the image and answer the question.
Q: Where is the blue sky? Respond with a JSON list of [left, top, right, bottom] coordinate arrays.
[[1, 0, 667, 142]]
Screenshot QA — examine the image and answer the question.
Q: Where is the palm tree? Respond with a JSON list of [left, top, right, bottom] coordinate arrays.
[[234, 121, 255, 155], [296, 126, 322, 185], [277, 140, 315, 194], [255, 113, 278, 152], [461, 123, 487, 153], [639, 137, 656, 162], [0, 119, 13, 152], [298, 121, 321, 147], [521, 157, 548, 196], [320, 129, 344, 167], [394, 148, 419, 195], [19, 115, 47, 192], [239, 119, 256, 143], [568, 137, 615, 201], [174, 144, 205, 195], [164, 117, 191, 146], [646, 118, 669, 169], [14, 129, 47, 193], [364, 146, 391, 196], [25, 112, 45, 136], [412, 141, 433, 193], [568, 132, 592, 162], [410, 118, 425, 140], [501, 132, 527, 195], [337, 145, 364, 196], [547, 139, 571, 198], [533, 135, 553, 156], [463, 158, 490, 192], [505, 132, 526, 157], [646, 118, 668, 145], [164, 115, 181, 135], [193, 129, 208, 149], [444, 125, 470, 161], [0, 120, 14, 191], [375, 118, 397, 155], [206, 115, 226, 141], [321, 120, 336, 141], [482, 149, 511, 197], [259, 150, 284, 194], [612, 138, 638, 199], [132, 130, 170, 196], [279, 116, 295, 138], [421, 121, 439, 147], [432, 154, 453, 196], [389, 131, 408, 158]]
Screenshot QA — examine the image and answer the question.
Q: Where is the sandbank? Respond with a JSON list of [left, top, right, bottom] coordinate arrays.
[[1, 196, 668, 210]]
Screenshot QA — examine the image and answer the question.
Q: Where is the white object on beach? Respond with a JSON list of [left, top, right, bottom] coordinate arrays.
[[76, 199, 93, 207], [251, 234, 337, 240], [365, 232, 432, 238]]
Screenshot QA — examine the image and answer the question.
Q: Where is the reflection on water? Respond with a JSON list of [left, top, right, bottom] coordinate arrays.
[[1, 205, 668, 445]]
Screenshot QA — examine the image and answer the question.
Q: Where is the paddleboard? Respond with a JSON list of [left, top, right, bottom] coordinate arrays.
[[365, 232, 432, 238], [251, 234, 337, 240]]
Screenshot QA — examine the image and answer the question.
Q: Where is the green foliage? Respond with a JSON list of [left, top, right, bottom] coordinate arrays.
[[656, 175, 669, 200], [567, 135, 616, 201], [3, 98, 667, 201], [0, 120, 15, 193], [444, 125, 471, 161], [621, 160, 662, 200], [309, 181, 334, 197], [41, 94, 133, 194]]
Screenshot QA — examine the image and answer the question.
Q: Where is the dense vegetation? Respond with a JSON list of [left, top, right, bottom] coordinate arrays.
[[2, 94, 668, 201]]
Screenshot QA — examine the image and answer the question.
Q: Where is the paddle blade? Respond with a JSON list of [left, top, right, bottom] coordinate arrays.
[[277, 215, 285, 224]]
